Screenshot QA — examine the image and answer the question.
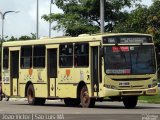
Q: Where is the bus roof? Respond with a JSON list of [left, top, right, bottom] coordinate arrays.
[[2, 33, 152, 47]]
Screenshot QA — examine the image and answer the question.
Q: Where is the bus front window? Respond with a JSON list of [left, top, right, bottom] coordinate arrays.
[[131, 46, 155, 74], [104, 46, 156, 75]]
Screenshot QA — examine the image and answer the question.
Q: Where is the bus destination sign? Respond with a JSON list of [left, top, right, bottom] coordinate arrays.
[[103, 35, 152, 44]]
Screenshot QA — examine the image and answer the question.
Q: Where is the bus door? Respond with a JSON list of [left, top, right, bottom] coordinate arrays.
[[10, 50, 19, 96], [47, 48, 57, 97], [90, 43, 100, 96]]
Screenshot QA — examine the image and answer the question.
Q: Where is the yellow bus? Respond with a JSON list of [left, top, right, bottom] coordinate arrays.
[[1, 33, 158, 108]]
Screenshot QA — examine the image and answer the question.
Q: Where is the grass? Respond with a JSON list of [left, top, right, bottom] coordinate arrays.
[[139, 91, 160, 104]]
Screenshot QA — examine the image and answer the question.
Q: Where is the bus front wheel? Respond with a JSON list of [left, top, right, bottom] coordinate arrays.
[[122, 96, 138, 109], [27, 84, 46, 105], [80, 86, 95, 108]]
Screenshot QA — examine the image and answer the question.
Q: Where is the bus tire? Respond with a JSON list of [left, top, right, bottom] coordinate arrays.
[[37, 98, 46, 105], [27, 84, 36, 105], [123, 96, 138, 109], [80, 86, 95, 108], [64, 98, 80, 106], [27, 84, 46, 105]]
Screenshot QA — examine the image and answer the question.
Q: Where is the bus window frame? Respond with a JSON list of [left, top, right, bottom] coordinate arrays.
[[20, 46, 32, 69], [3, 47, 9, 69], [59, 43, 73, 68], [33, 45, 46, 68], [74, 43, 89, 68]]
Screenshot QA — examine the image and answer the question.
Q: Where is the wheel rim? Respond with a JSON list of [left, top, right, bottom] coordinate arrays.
[[81, 86, 90, 107], [83, 91, 89, 105], [28, 88, 33, 102]]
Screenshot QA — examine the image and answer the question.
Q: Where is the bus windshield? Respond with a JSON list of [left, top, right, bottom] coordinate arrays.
[[104, 46, 156, 75]]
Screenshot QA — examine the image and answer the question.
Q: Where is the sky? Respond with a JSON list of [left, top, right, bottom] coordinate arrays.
[[0, 0, 153, 39]]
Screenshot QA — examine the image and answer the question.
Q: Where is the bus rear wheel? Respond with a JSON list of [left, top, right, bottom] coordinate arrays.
[[122, 96, 138, 109], [64, 98, 80, 106], [27, 84, 46, 105], [80, 86, 95, 108]]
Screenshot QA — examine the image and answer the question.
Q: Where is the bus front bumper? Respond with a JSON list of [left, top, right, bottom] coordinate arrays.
[[103, 86, 158, 97]]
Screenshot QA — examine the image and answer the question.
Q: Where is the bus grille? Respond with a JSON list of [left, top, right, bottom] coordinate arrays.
[[118, 85, 145, 90], [121, 91, 143, 95]]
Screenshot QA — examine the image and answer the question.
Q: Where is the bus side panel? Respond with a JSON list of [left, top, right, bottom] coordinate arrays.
[[2, 70, 11, 96], [32, 69, 48, 98], [2, 84, 10, 96], [19, 68, 48, 98], [58, 84, 77, 98], [32, 69, 47, 84], [57, 68, 76, 98], [57, 68, 91, 98], [19, 84, 48, 98], [19, 84, 25, 97], [34, 84, 48, 98], [19, 69, 32, 83]]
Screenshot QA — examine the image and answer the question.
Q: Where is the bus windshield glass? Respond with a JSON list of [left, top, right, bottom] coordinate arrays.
[[104, 46, 156, 75]]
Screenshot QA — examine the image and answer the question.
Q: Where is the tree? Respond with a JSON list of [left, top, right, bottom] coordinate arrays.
[[113, 0, 160, 44], [42, 0, 140, 36], [7, 33, 36, 41], [18, 33, 36, 40], [8, 36, 18, 41], [146, 0, 160, 43], [113, 5, 149, 33]]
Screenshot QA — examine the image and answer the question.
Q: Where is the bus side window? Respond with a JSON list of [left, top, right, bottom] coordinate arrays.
[[3, 47, 9, 69], [21, 46, 32, 69], [74, 43, 89, 67], [33, 45, 45, 68], [59, 44, 73, 67]]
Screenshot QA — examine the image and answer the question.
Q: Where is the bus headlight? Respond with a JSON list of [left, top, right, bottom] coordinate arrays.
[[152, 79, 157, 87], [148, 84, 152, 88], [148, 80, 157, 88]]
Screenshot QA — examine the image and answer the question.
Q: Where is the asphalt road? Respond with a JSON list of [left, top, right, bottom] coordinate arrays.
[[0, 100, 160, 120]]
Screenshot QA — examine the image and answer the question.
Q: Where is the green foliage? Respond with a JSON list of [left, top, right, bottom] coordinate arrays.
[[19, 33, 36, 40], [113, 0, 160, 44], [113, 5, 149, 33], [147, 0, 160, 43], [42, 0, 140, 36], [139, 91, 160, 104], [6, 33, 36, 41], [8, 36, 18, 41]]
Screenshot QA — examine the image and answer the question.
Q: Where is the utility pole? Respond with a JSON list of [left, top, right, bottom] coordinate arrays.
[[100, 0, 105, 33], [49, 0, 53, 38], [0, 11, 19, 42], [36, 0, 39, 39]]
